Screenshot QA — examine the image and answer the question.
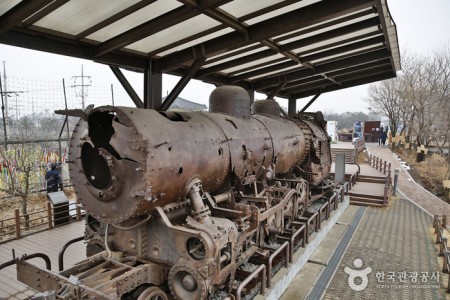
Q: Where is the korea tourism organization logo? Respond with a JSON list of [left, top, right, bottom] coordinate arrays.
[[344, 258, 372, 291], [344, 258, 441, 291]]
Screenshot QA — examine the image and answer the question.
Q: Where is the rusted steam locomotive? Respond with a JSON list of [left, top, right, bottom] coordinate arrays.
[[14, 86, 337, 299]]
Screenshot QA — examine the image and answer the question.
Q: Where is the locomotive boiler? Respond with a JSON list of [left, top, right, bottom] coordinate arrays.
[[15, 86, 336, 299]]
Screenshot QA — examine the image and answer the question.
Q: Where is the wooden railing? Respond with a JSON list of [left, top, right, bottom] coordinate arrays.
[[369, 154, 392, 176], [0, 201, 83, 243], [433, 215, 450, 292]]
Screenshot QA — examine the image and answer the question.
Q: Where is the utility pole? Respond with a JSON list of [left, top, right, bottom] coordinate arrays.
[[0, 72, 7, 150], [111, 84, 115, 106], [2, 61, 8, 119], [70, 65, 91, 109], [1, 62, 23, 120]]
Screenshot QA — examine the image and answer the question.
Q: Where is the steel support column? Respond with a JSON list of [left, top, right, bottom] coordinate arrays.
[[247, 89, 254, 107], [144, 60, 162, 109], [288, 97, 296, 116]]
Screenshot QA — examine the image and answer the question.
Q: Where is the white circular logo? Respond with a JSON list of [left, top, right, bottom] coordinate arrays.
[[344, 258, 373, 291]]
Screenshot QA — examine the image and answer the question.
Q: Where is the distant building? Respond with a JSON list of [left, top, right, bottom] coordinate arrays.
[[163, 96, 207, 112], [364, 121, 382, 143], [327, 120, 338, 142]]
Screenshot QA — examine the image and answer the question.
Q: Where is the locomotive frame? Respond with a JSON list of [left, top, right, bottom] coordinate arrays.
[[6, 86, 350, 300]]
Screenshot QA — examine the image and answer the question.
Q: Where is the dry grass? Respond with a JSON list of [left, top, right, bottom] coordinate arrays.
[[416, 154, 448, 196], [0, 193, 47, 219], [0, 188, 76, 242], [396, 148, 449, 199], [356, 149, 369, 164]]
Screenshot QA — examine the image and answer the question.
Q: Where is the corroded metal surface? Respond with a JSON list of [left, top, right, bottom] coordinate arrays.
[[17, 86, 336, 299]]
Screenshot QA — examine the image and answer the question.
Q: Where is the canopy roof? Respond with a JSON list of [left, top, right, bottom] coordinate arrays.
[[0, 0, 400, 103]]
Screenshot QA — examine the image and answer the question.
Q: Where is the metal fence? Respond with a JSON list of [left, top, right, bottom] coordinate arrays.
[[433, 215, 450, 292]]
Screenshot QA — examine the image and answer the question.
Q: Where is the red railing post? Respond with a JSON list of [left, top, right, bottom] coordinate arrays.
[[14, 209, 21, 239]]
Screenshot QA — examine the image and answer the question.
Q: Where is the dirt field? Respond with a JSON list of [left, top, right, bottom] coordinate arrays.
[[394, 148, 448, 202]]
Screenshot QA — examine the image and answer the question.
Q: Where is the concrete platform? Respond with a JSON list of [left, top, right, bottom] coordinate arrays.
[[280, 263, 324, 300], [280, 205, 361, 299], [255, 196, 351, 300]]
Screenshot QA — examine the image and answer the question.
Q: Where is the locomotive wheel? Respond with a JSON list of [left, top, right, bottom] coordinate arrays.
[[296, 179, 308, 203], [283, 193, 298, 229], [295, 180, 308, 218], [137, 286, 169, 300], [168, 263, 207, 300]]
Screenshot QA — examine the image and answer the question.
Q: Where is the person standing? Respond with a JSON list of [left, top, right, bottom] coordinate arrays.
[[378, 126, 384, 146], [381, 129, 387, 146], [56, 161, 63, 191], [45, 164, 59, 193]]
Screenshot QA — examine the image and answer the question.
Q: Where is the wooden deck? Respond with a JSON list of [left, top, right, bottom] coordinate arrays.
[[331, 162, 390, 207], [0, 220, 85, 299]]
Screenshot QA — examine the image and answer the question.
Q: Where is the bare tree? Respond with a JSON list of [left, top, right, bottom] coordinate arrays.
[[367, 48, 450, 152], [431, 47, 450, 179], [400, 51, 450, 147], [365, 77, 405, 137], [0, 119, 48, 227]]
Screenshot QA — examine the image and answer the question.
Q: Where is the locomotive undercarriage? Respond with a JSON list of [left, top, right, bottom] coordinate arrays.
[[15, 174, 342, 300], [9, 87, 341, 299]]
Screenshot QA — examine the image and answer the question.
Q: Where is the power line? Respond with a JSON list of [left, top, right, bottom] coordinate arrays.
[[70, 65, 91, 110]]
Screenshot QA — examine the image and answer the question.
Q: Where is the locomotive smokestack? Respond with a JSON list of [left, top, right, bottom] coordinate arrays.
[[251, 99, 281, 117]]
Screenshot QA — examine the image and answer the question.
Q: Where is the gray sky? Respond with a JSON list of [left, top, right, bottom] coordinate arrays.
[[0, 0, 449, 114]]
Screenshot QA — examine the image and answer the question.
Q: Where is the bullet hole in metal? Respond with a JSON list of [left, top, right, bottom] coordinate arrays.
[[225, 119, 238, 129], [87, 111, 120, 160]]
